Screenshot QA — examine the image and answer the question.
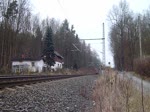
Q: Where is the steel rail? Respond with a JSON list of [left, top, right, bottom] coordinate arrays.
[[0, 74, 85, 89]]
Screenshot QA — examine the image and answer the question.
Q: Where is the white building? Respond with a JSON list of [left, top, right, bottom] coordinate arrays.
[[51, 51, 64, 71], [12, 51, 64, 73], [12, 58, 45, 73]]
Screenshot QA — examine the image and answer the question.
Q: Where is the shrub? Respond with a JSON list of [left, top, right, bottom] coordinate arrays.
[[134, 56, 150, 77], [0, 66, 11, 74]]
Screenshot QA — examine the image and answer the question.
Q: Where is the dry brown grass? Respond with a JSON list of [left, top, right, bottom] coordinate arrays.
[[92, 70, 150, 112], [47, 68, 98, 75], [52, 69, 85, 75], [29, 69, 83, 75]]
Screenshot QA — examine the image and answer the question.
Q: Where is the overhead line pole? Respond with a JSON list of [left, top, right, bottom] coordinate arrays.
[[138, 16, 142, 58], [80, 22, 106, 66], [138, 15, 144, 112]]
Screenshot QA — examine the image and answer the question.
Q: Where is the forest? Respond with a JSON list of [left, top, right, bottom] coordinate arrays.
[[0, 0, 100, 73]]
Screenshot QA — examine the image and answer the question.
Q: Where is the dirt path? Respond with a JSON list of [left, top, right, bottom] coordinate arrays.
[[120, 72, 150, 93]]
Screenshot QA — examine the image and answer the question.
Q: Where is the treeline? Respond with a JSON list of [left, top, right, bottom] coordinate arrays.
[[0, 0, 100, 73], [108, 0, 150, 71]]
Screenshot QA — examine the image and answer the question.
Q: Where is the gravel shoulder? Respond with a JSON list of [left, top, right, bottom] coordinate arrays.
[[0, 75, 98, 112]]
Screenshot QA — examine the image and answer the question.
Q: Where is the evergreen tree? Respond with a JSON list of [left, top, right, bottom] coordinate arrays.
[[4, 0, 18, 19], [35, 27, 42, 58], [43, 27, 55, 66]]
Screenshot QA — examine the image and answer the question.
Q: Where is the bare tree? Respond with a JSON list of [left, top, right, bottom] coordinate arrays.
[[108, 0, 138, 71]]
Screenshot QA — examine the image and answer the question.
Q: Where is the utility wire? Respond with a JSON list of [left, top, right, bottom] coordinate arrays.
[[56, 0, 68, 19], [80, 38, 105, 40]]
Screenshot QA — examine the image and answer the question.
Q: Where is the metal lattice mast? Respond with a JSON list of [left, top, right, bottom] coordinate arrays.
[[103, 23, 105, 66]]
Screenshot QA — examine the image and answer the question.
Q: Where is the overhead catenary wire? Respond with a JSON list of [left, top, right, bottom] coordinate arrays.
[[80, 38, 104, 40], [56, 0, 69, 20], [56, 0, 104, 65]]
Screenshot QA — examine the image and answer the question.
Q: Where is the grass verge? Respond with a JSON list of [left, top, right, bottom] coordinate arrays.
[[92, 70, 150, 112]]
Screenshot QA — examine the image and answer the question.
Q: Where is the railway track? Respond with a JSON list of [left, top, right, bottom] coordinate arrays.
[[0, 74, 85, 89]]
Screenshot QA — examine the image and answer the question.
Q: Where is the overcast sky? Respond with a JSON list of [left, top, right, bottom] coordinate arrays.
[[30, 0, 150, 67]]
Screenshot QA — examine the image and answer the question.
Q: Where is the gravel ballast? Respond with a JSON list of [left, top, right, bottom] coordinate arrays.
[[0, 75, 98, 112]]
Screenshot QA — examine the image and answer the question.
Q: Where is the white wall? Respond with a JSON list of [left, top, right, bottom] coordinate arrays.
[[51, 61, 63, 71], [35, 60, 44, 73], [12, 60, 63, 73], [12, 60, 44, 73]]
